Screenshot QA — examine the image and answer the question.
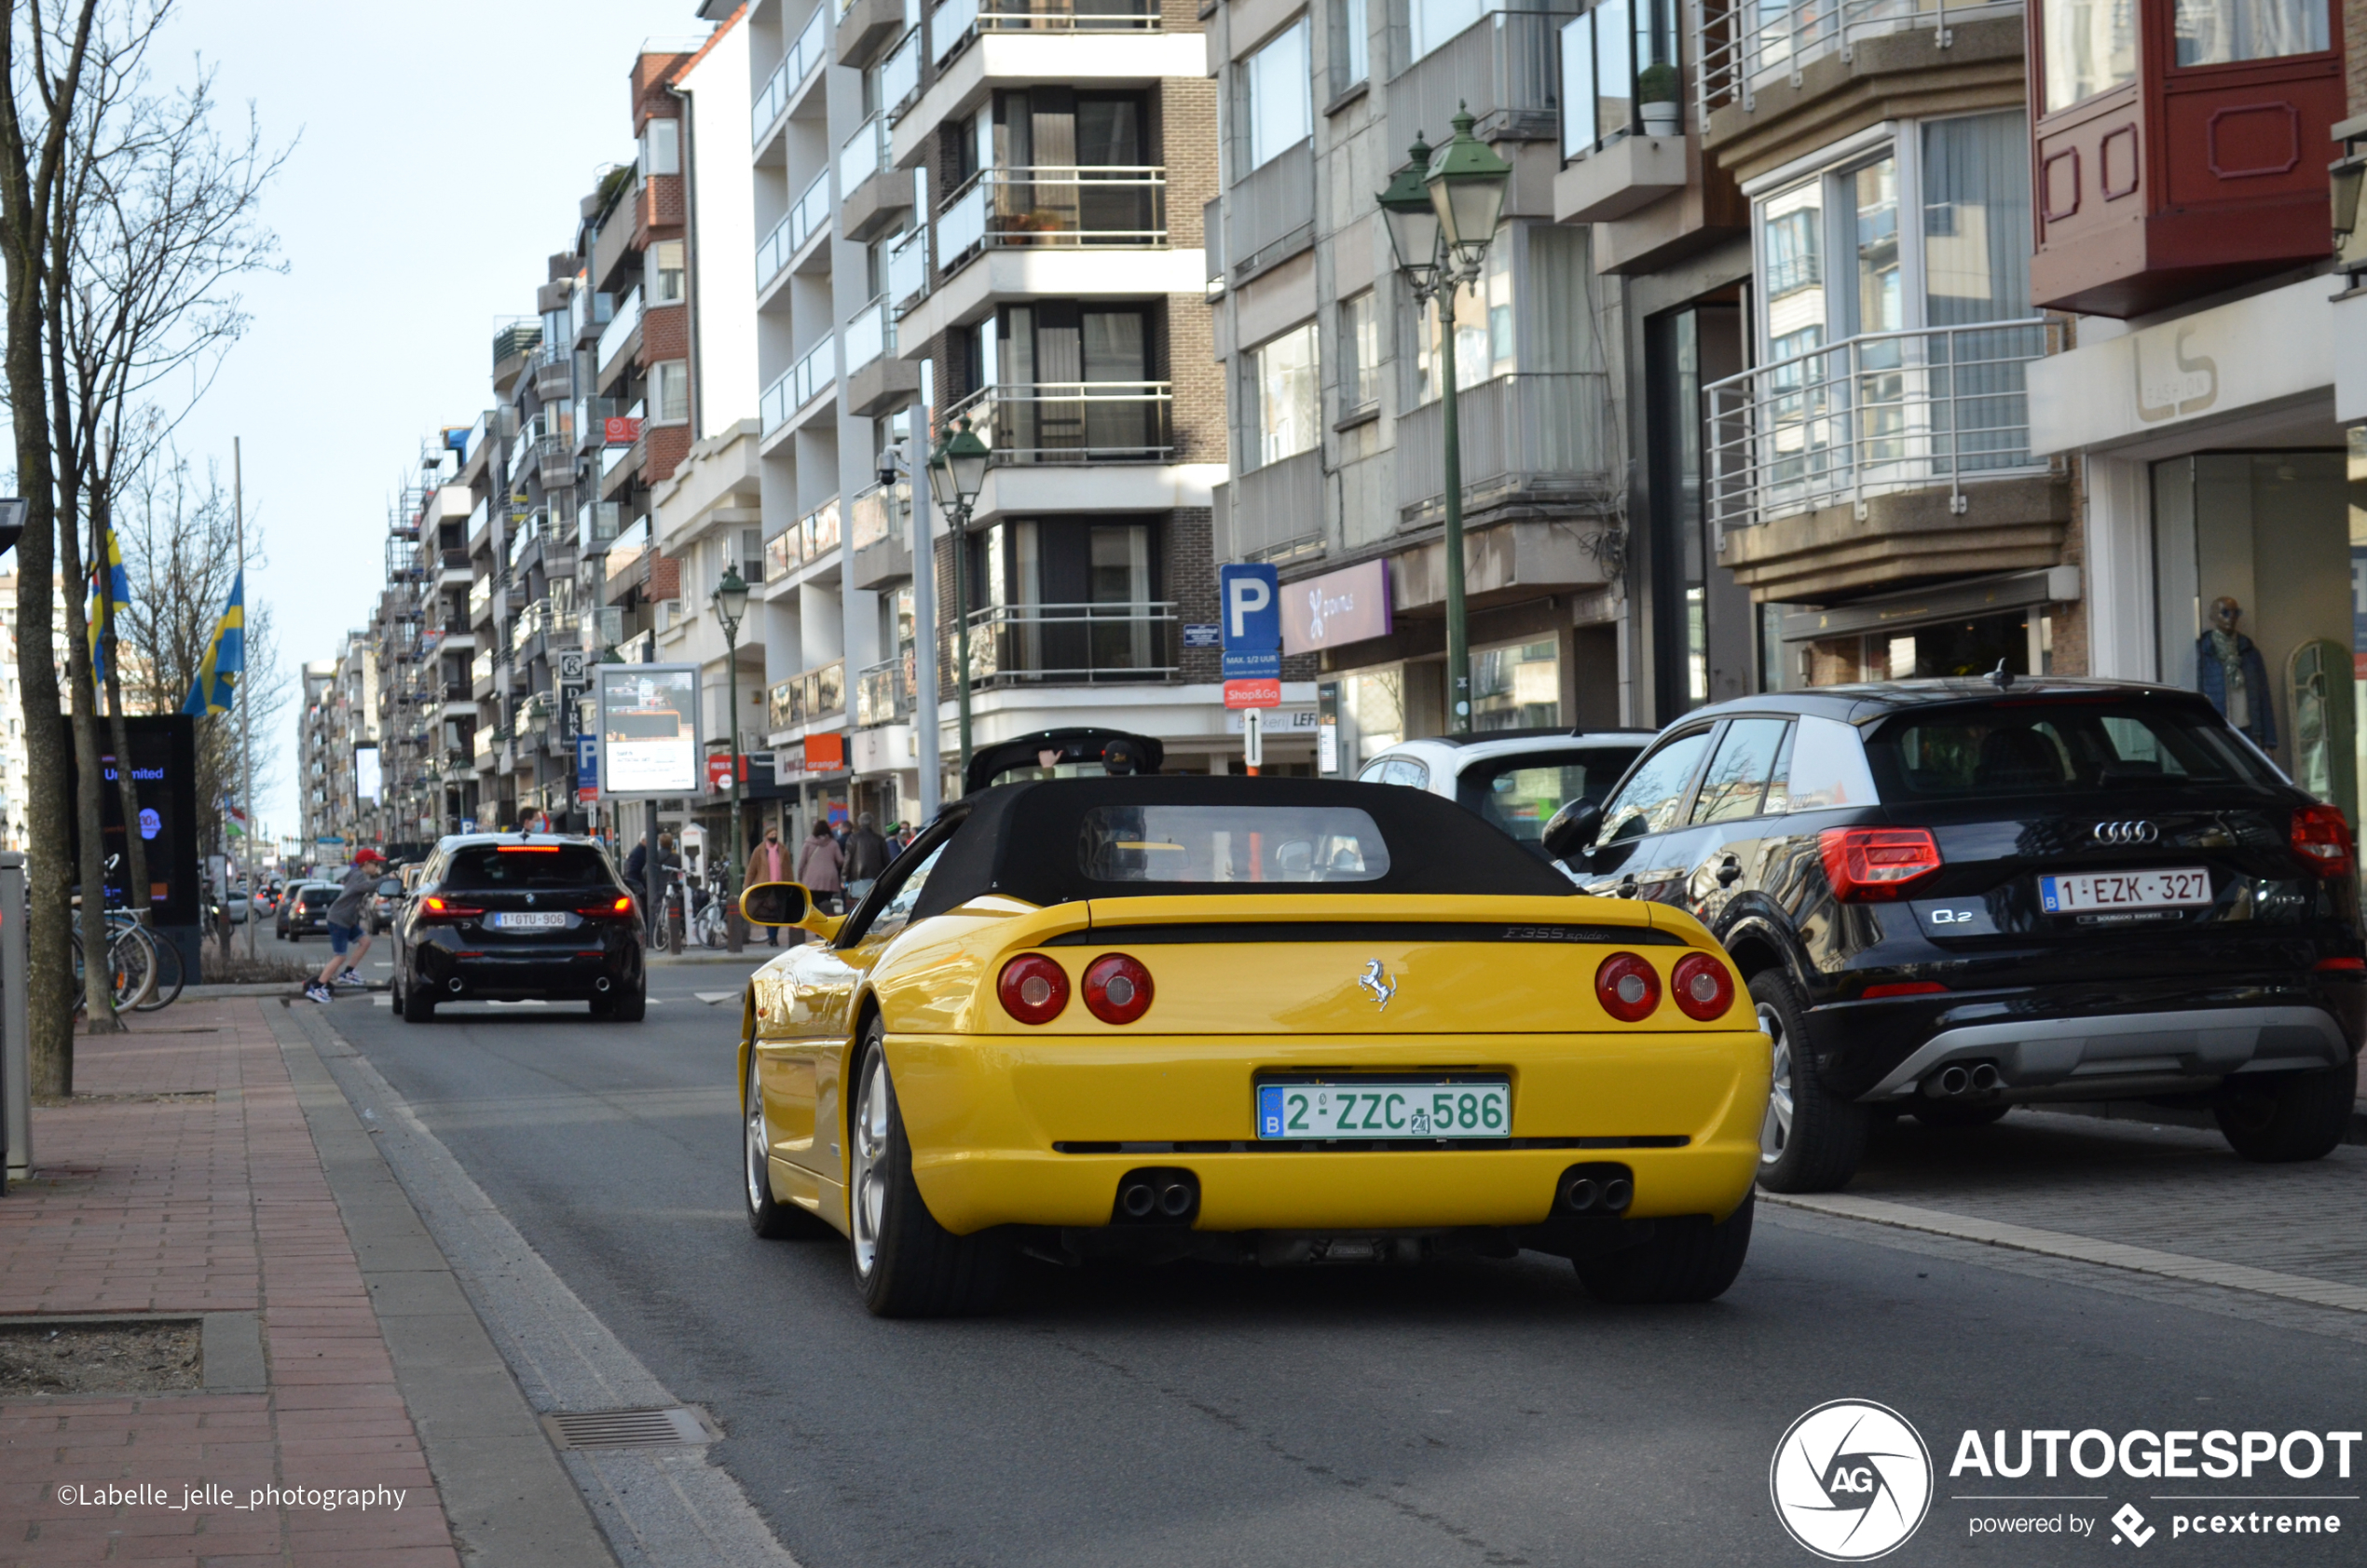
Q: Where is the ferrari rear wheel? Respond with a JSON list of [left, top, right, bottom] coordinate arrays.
[[850, 1024, 1011, 1317], [1751, 970, 1866, 1193], [1572, 1192, 1755, 1305], [746, 1053, 830, 1239]]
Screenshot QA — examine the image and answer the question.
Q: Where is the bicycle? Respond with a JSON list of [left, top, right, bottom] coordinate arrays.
[[691, 866, 731, 949], [71, 920, 157, 1014]]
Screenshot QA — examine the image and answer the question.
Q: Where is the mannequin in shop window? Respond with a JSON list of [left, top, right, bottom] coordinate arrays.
[[2196, 595, 2276, 750]]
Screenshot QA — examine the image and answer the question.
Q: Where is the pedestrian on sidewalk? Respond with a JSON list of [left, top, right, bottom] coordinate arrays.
[[744, 825, 790, 948], [307, 849, 383, 1003], [797, 819, 844, 915], [845, 812, 889, 904]]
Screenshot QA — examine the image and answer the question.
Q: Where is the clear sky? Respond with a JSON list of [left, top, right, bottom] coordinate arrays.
[[159, 0, 714, 844]]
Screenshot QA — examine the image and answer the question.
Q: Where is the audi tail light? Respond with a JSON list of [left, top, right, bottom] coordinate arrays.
[[1670, 952, 1735, 1021], [998, 954, 1070, 1025], [1818, 827, 1942, 902], [1595, 952, 1661, 1023], [419, 895, 484, 921], [1081, 953, 1154, 1025], [2291, 804, 2354, 879]]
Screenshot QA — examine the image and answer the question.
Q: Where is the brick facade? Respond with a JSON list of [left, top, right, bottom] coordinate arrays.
[[1167, 293, 1226, 466]]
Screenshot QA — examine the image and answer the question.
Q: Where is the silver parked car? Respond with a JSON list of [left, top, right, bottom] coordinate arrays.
[[1354, 728, 1656, 853]]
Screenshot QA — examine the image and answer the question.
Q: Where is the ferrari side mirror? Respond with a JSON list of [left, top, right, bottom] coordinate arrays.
[[741, 880, 812, 928]]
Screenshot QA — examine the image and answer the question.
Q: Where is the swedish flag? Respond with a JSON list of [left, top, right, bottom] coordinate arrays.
[[181, 571, 244, 716], [88, 523, 133, 685]]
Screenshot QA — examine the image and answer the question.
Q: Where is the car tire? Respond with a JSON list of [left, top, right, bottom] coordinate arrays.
[[1573, 1192, 1755, 1305], [1750, 969, 1868, 1194], [401, 980, 437, 1024], [1911, 1100, 2010, 1130], [604, 985, 647, 1023], [2214, 1064, 2355, 1163], [746, 1053, 833, 1240], [849, 1022, 1010, 1317]]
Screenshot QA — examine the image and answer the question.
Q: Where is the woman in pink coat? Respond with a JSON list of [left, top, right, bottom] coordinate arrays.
[[796, 819, 845, 913]]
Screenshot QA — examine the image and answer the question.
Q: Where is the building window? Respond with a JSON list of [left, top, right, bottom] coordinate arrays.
[[1340, 291, 1379, 412], [642, 116, 681, 177], [1252, 322, 1319, 467], [647, 239, 685, 306], [1333, 0, 1370, 95], [2039, 0, 2138, 112], [1244, 20, 1311, 170], [2172, 0, 2328, 66], [650, 359, 691, 424], [1472, 639, 1560, 731], [1415, 232, 1513, 403]]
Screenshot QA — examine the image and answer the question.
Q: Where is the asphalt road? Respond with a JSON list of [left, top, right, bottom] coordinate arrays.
[[315, 970, 2367, 1567]]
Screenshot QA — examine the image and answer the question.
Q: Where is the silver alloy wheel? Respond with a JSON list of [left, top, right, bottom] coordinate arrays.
[[851, 1054, 890, 1279], [1759, 1000, 1794, 1166], [745, 1057, 769, 1214]]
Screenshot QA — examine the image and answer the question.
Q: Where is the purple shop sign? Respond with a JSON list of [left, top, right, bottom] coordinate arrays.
[[1281, 560, 1392, 656]]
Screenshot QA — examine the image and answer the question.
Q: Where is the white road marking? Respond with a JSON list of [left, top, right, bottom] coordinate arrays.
[[486, 999, 550, 1007], [373, 996, 391, 1007], [693, 991, 738, 1005]]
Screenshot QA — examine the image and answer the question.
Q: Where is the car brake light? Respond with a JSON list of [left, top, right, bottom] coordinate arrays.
[[1669, 952, 1734, 1021], [498, 845, 561, 852], [997, 954, 1070, 1024], [2291, 803, 2355, 879], [2314, 956, 2365, 972], [576, 895, 636, 918], [1819, 827, 1942, 902], [420, 895, 485, 920], [1863, 981, 1949, 999], [1081, 953, 1154, 1024], [1595, 952, 1660, 1023]]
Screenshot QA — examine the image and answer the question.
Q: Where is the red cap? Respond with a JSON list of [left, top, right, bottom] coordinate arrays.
[[354, 847, 383, 864]]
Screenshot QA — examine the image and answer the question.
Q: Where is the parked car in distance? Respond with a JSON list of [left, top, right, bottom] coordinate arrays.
[[1542, 678, 2364, 1193], [390, 834, 646, 1022], [1355, 729, 1657, 854], [367, 867, 413, 934], [275, 880, 321, 940]]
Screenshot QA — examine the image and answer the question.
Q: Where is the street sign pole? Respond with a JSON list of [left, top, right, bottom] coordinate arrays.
[[1243, 709, 1264, 775], [1218, 564, 1282, 775]]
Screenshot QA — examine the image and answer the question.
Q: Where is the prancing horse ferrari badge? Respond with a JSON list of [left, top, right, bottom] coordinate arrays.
[[1359, 960, 1397, 1011]]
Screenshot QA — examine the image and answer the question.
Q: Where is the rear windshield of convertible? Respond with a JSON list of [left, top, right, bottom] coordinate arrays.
[[907, 776, 1574, 920]]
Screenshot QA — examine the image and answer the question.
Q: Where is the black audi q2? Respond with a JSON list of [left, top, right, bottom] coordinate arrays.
[[1543, 679, 2363, 1193]]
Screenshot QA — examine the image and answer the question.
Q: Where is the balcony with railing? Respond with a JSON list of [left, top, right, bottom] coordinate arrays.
[[1703, 320, 2066, 600], [595, 285, 641, 375], [881, 27, 922, 120], [530, 340, 574, 402], [932, 0, 1158, 65], [887, 223, 930, 311], [763, 497, 844, 581], [768, 659, 847, 733], [963, 601, 1178, 687], [758, 170, 832, 291], [753, 3, 830, 143], [1692, 0, 2020, 135], [855, 649, 917, 726], [1396, 372, 1618, 525], [939, 381, 1172, 463], [848, 477, 913, 589], [933, 167, 1166, 272], [759, 337, 837, 436], [1388, 5, 1575, 159], [1221, 142, 1313, 283]]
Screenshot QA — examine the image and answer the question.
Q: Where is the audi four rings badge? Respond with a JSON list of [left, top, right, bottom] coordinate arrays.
[[2092, 821, 2158, 844]]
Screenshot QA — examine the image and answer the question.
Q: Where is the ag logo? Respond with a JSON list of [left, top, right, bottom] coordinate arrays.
[[1770, 1399, 1933, 1561]]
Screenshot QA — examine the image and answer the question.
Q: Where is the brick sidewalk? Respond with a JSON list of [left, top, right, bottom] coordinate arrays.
[[0, 1001, 462, 1567]]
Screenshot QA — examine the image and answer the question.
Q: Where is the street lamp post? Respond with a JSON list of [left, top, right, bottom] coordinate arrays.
[[1378, 104, 1512, 736], [711, 566, 750, 951], [929, 419, 991, 785]]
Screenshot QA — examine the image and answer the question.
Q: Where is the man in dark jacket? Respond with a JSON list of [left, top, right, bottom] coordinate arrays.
[[845, 811, 890, 894]]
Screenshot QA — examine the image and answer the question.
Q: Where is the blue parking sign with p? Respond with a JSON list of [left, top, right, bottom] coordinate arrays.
[[1220, 564, 1279, 651]]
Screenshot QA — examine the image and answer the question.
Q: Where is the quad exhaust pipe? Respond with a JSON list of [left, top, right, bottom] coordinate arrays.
[[1923, 1060, 2002, 1098]]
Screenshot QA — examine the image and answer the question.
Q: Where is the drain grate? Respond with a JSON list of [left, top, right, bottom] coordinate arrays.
[[541, 1405, 716, 1452]]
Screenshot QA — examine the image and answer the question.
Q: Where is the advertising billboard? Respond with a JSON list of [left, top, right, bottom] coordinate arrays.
[[354, 743, 381, 802], [595, 663, 701, 798]]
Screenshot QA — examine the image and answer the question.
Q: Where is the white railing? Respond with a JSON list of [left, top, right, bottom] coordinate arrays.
[[931, 0, 979, 61], [946, 167, 1166, 253], [965, 601, 1179, 686], [595, 285, 641, 371], [935, 179, 987, 263], [843, 296, 895, 374], [1694, 0, 2018, 121], [881, 29, 921, 120], [939, 381, 1173, 463], [1703, 320, 2059, 531], [752, 3, 830, 143], [888, 223, 930, 308], [757, 170, 832, 287], [840, 115, 887, 193], [760, 338, 838, 435]]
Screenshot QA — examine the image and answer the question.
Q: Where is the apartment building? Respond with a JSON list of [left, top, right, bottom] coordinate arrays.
[[1204, 0, 1631, 771], [294, 631, 381, 856], [731, 0, 1229, 825]]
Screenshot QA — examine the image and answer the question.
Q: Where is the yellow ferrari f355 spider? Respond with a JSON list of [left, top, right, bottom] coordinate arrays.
[[736, 776, 1771, 1316]]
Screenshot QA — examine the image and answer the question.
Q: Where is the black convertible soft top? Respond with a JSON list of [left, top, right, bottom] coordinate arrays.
[[910, 776, 1575, 921]]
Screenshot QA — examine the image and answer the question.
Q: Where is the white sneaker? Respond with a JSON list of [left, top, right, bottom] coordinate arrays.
[[336, 968, 363, 987], [304, 982, 332, 1004]]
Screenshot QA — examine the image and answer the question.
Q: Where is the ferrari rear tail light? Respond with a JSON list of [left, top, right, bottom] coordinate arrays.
[[2291, 803, 2355, 879], [998, 954, 1070, 1024], [1819, 827, 1942, 902], [1595, 952, 1660, 1023], [420, 895, 484, 921], [1670, 952, 1735, 1021], [1081, 953, 1154, 1025]]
